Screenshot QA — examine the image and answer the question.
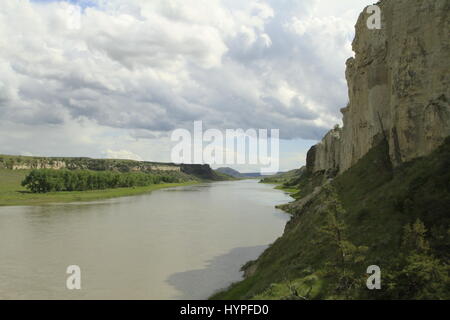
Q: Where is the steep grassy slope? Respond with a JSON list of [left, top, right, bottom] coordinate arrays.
[[213, 170, 238, 181], [260, 168, 305, 185], [212, 138, 450, 299], [179, 164, 225, 181], [215, 167, 243, 178]]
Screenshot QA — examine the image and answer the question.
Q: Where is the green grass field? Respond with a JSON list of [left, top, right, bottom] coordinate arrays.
[[0, 169, 198, 206]]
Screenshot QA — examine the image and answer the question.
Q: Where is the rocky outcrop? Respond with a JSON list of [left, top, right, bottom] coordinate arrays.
[[0, 155, 181, 172], [11, 160, 67, 170], [0, 154, 230, 182], [308, 0, 450, 174], [216, 167, 243, 178], [180, 164, 223, 181], [307, 127, 342, 175]]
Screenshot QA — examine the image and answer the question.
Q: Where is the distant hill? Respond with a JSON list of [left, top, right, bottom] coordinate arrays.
[[260, 167, 305, 184], [215, 167, 243, 178], [0, 154, 225, 181], [242, 172, 281, 178], [216, 167, 285, 178]]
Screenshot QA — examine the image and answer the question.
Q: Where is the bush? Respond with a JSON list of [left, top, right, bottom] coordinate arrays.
[[21, 169, 183, 193]]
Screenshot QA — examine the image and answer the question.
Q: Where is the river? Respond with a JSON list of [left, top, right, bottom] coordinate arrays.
[[0, 180, 291, 299]]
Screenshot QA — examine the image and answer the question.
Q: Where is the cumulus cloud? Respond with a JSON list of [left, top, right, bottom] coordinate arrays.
[[0, 0, 374, 169], [104, 149, 143, 161]]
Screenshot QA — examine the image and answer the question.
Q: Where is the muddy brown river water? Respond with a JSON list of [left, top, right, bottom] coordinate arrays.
[[0, 179, 291, 299]]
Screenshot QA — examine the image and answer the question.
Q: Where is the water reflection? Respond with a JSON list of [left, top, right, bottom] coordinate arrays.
[[167, 245, 267, 299]]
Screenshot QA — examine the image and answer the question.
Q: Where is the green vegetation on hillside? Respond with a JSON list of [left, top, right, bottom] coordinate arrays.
[[260, 168, 306, 198], [179, 164, 225, 181], [260, 168, 305, 185], [212, 137, 450, 300], [213, 169, 238, 181], [0, 154, 227, 182], [215, 167, 243, 178]]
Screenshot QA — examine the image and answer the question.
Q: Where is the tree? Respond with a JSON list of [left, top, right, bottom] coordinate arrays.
[[385, 219, 449, 299], [317, 184, 368, 298], [21, 169, 186, 193]]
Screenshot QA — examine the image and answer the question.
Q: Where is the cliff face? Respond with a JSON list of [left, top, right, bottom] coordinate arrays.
[[307, 127, 342, 175], [0, 154, 228, 180], [180, 164, 223, 181], [0, 155, 181, 172], [308, 0, 450, 174]]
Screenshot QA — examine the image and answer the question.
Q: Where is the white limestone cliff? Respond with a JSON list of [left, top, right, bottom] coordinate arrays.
[[308, 0, 450, 174]]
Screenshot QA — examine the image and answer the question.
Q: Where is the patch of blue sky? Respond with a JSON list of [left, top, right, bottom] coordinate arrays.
[[30, 0, 97, 10]]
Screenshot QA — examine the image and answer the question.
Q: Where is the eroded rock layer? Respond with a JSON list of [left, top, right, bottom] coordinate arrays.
[[309, 0, 450, 174]]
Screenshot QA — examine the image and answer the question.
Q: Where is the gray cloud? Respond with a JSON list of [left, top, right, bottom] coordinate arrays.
[[0, 0, 374, 165]]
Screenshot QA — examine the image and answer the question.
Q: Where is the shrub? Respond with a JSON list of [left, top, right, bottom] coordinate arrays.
[[21, 169, 184, 193]]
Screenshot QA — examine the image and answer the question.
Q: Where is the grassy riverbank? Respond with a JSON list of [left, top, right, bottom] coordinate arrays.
[[260, 180, 300, 198], [259, 169, 305, 200], [0, 169, 199, 206]]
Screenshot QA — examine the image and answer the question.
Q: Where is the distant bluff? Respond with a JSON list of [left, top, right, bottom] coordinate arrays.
[[308, 0, 450, 175], [0, 155, 223, 181]]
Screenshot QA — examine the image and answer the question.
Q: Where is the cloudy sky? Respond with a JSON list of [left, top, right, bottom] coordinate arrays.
[[0, 0, 374, 172]]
